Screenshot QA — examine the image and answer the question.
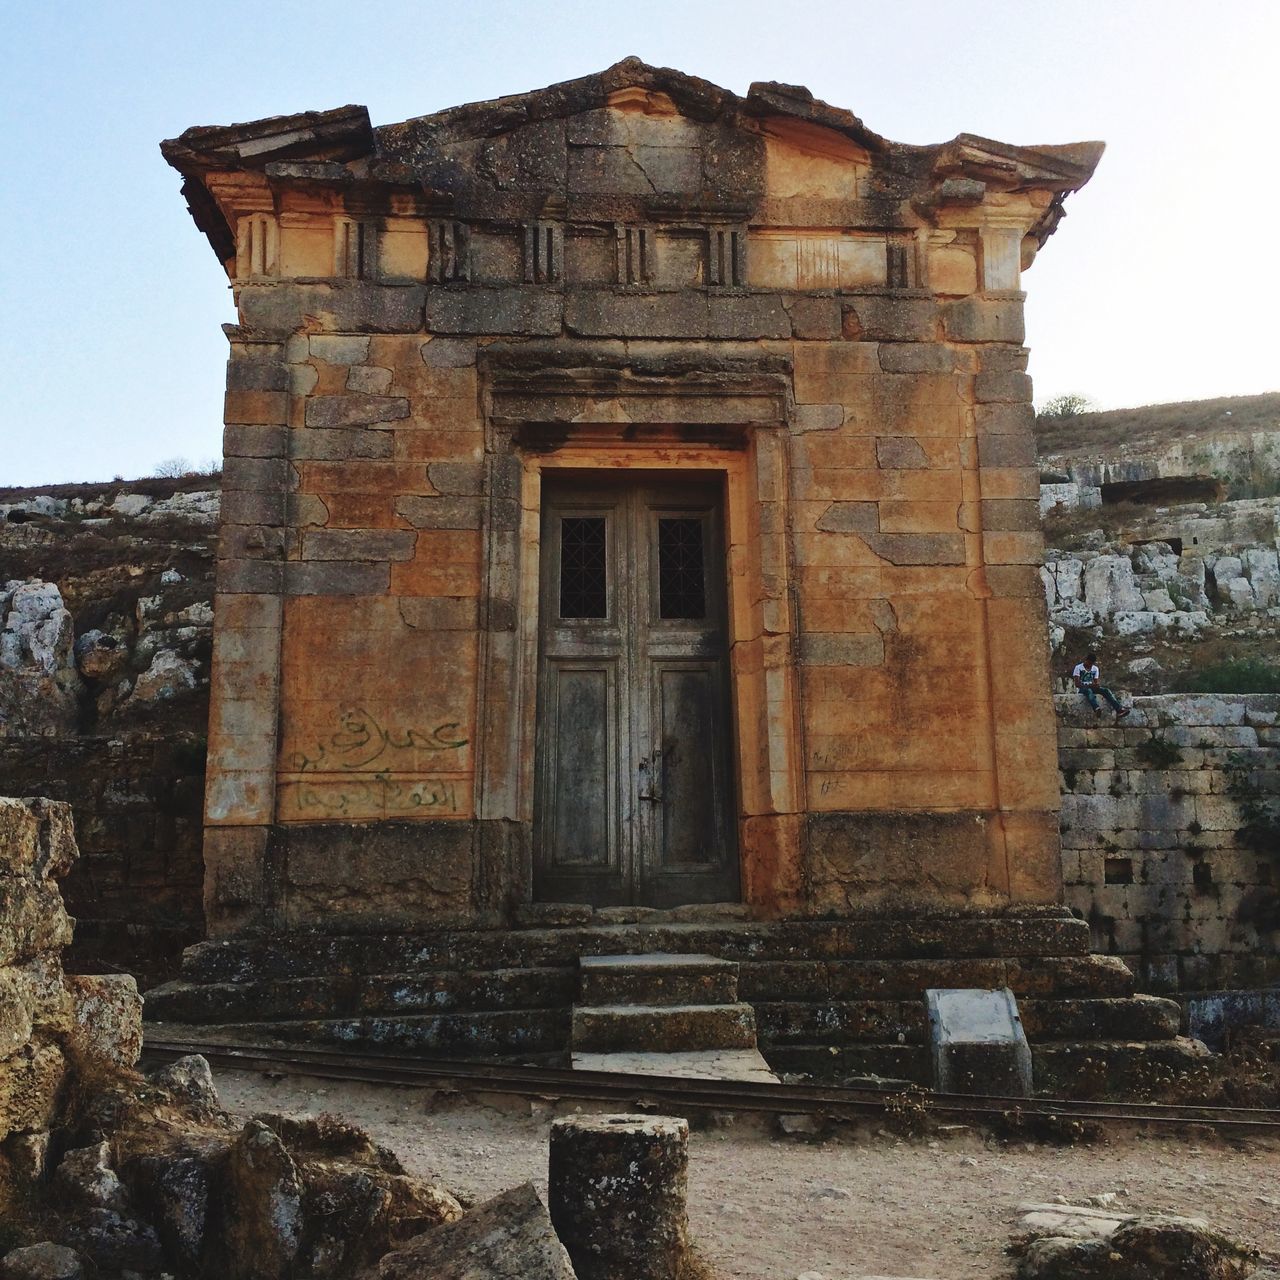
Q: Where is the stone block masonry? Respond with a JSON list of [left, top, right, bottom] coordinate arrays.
[[0, 797, 142, 1163], [1057, 693, 1280, 995], [162, 59, 1105, 935]]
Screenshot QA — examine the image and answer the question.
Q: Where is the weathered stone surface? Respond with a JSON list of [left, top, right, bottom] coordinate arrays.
[[864, 533, 966, 565], [53, 1142, 130, 1213], [238, 282, 426, 333], [0, 1243, 84, 1280], [926, 987, 1032, 1096], [224, 1119, 304, 1280], [62, 1208, 164, 1273], [305, 394, 410, 429], [943, 296, 1025, 344], [428, 286, 562, 336], [0, 1038, 66, 1142], [0, 581, 80, 737], [549, 1114, 688, 1280], [841, 295, 936, 342], [1012, 1203, 1257, 1280], [376, 1182, 575, 1280], [127, 649, 199, 705], [130, 1150, 214, 1272], [149, 1053, 221, 1112], [66, 974, 143, 1069]]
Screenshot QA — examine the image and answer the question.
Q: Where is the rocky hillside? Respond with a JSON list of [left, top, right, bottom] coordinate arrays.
[[0, 478, 217, 980], [1037, 391, 1280, 498]]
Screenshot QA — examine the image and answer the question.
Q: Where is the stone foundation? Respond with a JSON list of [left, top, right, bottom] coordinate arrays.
[[1057, 693, 1280, 994]]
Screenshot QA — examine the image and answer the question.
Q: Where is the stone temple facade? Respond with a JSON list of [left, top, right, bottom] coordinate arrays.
[[165, 59, 1101, 936], [154, 63, 1200, 1086]]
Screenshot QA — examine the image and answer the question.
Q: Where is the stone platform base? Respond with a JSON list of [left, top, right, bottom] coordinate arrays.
[[571, 1048, 780, 1083], [143, 910, 1206, 1098]]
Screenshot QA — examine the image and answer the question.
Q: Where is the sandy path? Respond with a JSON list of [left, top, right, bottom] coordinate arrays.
[[215, 1068, 1280, 1279]]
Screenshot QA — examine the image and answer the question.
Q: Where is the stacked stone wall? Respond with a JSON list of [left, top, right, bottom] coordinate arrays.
[[1058, 693, 1280, 994], [0, 797, 142, 1171], [0, 737, 205, 984]]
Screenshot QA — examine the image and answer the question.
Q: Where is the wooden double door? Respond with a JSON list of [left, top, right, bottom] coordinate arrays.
[[533, 476, 740, 906]]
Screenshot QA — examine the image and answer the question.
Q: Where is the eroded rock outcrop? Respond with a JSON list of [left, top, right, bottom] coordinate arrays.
[[0, 795, 468, 1279], [0, 582, 80, 737]]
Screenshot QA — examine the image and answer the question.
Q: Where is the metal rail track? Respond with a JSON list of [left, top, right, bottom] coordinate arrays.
[[145, 1038, 1280, 1133]]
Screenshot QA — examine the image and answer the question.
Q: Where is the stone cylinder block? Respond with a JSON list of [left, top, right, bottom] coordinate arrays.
[[548, 1113, 688, 1280]]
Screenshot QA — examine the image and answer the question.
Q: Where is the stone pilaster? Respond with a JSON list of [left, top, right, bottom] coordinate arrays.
[[203, 325, 289, 935]]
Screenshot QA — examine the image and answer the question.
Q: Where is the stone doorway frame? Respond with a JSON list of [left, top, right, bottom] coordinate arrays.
[[475, 360, 806, 914]]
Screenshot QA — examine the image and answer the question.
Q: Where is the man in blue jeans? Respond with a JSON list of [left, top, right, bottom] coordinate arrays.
[[1072, 650, 1130, 717]]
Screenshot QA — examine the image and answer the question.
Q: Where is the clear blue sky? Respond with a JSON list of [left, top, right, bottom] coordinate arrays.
[[2, 0, 1276, 486]]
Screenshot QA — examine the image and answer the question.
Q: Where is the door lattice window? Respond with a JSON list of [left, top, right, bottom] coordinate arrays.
[[657, 518, 706, 619], [559, 517, 607, 619]]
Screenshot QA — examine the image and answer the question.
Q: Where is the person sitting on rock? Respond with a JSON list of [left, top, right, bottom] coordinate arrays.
[[1072, 650, 1130, 718]]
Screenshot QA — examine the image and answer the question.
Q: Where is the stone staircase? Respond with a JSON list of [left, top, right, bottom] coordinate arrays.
[[143, 910, 1204, 1097], [570, 953, 779, 1081]]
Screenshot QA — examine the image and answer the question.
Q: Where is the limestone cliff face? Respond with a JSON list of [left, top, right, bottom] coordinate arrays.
[[0, 480, 216, 981]]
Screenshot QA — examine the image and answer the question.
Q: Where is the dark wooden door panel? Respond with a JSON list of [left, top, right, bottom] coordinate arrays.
[[546, 663, 618, 869], [653, 663, 720, 864], [534, 477, 738, 906]]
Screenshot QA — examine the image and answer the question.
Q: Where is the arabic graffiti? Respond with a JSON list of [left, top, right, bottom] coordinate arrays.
[[293, 772, 459, 816], [286, 707, 468, 774]]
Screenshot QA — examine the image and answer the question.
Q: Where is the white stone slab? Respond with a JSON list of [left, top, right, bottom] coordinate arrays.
[[571, 1048, 780, 1084]]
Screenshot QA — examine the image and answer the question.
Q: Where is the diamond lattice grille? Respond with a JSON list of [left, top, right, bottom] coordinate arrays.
[[657, 517, 706, 619], [559, 516, 607, 618]]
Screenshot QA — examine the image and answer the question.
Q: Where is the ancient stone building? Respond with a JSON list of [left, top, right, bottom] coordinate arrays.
[[154, 62, 1200, 1085], [164, 58, 1101, 933]]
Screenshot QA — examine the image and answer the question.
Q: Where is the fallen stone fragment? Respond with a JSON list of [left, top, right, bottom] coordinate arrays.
[[52, 1142, 130, 1212], [224, 1119, 304, 1280], [149, 1053, 221, 1112], [62, 1208, 164, 1273], [65, 974, 143, 1069], [0, 1243, 84, 1280], [549, 1114, 688, 1280], [1012, 1202, 1258, 1279], [376, 1182, 575, 1280], [129, 1149, 215, 1273]]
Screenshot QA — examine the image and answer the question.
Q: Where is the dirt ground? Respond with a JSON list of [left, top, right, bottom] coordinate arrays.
[[214, 1067, 1280, 1280]]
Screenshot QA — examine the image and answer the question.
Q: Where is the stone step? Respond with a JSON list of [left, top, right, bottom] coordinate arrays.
[[144, 965, 577, 1024], [738, 953, 1135, 1002], [150, 1008, 572, 1057], [1019, 995, 1182, 1043], [578, 953, 739, 1007], [572, 1002, 758, 1054], [147, 950, 1135, 1027], [178, 914, 1092, 984], [765, 1043, 930, 1085], [1031, 1037, 1211, 1098], [755, 995, 1182, 1049]]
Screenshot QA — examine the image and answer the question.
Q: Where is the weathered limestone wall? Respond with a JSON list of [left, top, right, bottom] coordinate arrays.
[[0, 487, 216, 979], [1058, 694, 1280, 994]]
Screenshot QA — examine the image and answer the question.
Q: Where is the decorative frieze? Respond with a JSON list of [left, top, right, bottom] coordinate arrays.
[[429, 219, 471, 283], [524, 221, 563, 284], [334, 217, 376, 280], [237, 214, 278, 279], [616, 225, 654, 286], [706, 225, 747, 287]]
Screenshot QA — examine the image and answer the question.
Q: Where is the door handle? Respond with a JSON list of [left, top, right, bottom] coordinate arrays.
[[638, 746, 673, 802], [637, 749, 663, 802]]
